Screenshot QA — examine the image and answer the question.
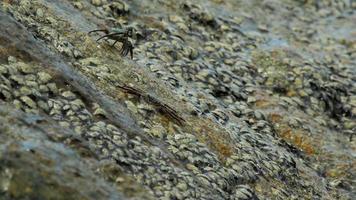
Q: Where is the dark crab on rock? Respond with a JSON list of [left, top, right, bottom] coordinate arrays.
[[89, 27, 136, 59]]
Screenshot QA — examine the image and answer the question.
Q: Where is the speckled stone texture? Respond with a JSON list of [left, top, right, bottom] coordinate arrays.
[[0, 0, 355, 199]]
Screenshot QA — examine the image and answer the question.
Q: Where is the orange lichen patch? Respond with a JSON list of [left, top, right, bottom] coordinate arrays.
[[0, 47, 8, 62], [253, 90, 278, 109], [269, 113, 283, 123], [205, 133, 233, 159], [254, 178, 289, 198], [324, 161, 355, 181], [191, 118, 234, 162], [255, 99, 274, 108], [154, 114, 177, 135], [151, 112, 234, 162], [2, 0, 12, 4], [151, 106, 234, 162], [286, 89, 297, 97], [325, 167, 346, 178], [276, 125, 315, 155]]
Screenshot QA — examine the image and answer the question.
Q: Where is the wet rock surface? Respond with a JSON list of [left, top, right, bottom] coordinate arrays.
[[0, 0, 355, 199]]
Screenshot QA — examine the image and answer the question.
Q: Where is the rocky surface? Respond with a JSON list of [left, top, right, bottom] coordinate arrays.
[[0, 0, 355, 199]]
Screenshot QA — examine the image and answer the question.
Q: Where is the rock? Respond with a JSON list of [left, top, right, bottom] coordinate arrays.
[[18, 62, 35, 74], [169, 15, 184, 23], [149, 124, 166, 138], [36, 8, 44, 18], [0, 0, 354, 199], [20, 96, 36, 108], [61, 91, 76, 100], [0, 105, 126, 200], [37, 72, 52, 84], [47, 83, 58, 94], [91, 0, 104, 6], [19, 86, 32, 96]]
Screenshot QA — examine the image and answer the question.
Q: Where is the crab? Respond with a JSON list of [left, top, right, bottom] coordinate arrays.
[[89, 27, 135, 59]]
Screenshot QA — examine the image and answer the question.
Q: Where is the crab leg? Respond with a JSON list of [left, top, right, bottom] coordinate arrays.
[[111, 40, 119, 47], [120, 46, 128, 56], [129, 48, 133, 59], [88, 29, 109, 34], [96, 32, 123, 42]]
